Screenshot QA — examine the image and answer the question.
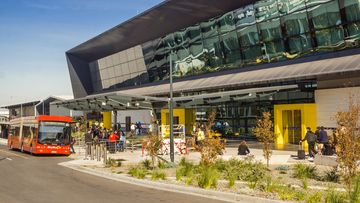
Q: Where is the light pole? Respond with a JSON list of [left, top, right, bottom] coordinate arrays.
[[169, 51, 175, 162]]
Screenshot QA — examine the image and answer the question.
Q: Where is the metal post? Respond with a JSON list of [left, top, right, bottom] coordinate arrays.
[[169, 52, 175, 162]]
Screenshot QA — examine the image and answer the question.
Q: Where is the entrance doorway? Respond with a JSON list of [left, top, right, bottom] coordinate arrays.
[[282, 110, 302, 144], [274, 104, 316, 147]]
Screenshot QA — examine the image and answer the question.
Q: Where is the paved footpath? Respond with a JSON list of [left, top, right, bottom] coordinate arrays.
[[0, 145, 227, 203]]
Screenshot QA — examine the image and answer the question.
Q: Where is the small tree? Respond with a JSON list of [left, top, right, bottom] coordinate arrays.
[[143, 133, 163, 169], [254, 112, 276, 167], [335, 96, 360, 195], [196, 138, 224, 166]]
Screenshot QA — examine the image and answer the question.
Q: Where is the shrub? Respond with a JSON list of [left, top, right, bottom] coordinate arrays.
[[105, 158, 121, 168], [322, 167, 341, 183], [151, 170, 167, 181], [197, 165, 219, 189], [143, 134, 163, 169], [274, 185, 300, 201], [253, 112, 276, 167], [157, 160, 172, 169], [128, 166, 147, 179], [350, 175, 360, 203], [293, 163, 317, 179], [196, 138, 224, 166], [176, 158, 195, 185], [214, 159, 227, 172], [142, 159, 152, 170], [306, 192, 323, 203], [325, 188, 347, 203], [241, 160, 267, 189]]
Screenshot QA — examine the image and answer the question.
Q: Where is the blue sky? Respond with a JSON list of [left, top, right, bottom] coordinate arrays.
[[0, 0, 162, 106]]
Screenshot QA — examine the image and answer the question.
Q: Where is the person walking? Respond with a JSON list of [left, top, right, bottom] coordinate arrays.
[[70, 136, 76, 154], [196, 127, 205, 146], [300, 127, 317, 160]]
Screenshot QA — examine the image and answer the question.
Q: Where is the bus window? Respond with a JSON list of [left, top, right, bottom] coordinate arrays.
[[38, 122, 71, 145]]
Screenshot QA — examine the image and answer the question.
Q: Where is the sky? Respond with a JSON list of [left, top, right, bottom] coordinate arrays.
[[0, 0, 163, 106]]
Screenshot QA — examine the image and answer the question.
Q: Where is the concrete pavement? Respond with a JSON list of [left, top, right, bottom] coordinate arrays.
[[0, 145, 227, 203]]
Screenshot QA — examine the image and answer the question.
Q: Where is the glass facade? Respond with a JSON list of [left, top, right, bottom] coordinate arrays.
[[89, 0, 360, 93], [142, 0, 360, 83]]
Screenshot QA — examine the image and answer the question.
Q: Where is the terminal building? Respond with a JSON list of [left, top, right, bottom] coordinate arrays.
[[61, 0, 360, 146]]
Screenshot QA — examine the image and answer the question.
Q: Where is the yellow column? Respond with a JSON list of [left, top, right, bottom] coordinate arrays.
[[102, 112, 112, 130]]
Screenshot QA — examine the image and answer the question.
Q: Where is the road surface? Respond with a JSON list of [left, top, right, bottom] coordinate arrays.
[[0, 145, 225, 203]]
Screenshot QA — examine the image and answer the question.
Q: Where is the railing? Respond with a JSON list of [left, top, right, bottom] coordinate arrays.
[[158, 124, 186, 139]]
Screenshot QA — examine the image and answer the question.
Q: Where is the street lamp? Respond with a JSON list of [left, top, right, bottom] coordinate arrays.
[[169, 51, 175, 163]]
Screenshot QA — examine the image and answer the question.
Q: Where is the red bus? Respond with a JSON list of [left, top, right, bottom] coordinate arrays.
[[8, 115, 73, 155]]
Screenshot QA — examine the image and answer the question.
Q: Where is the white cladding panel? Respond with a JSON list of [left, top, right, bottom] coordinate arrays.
[[315, 87, 360, 128]]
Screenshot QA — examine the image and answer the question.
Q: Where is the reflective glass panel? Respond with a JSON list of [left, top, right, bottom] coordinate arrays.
[[186, 25, 202, 43], [238, 25, 260, 47], [306, 0, 332, 8], [278, 0, 306, 15], [221, 31, 241, 67], [259, 18, 282, 42], [174, 47, 192, 77], [242, 45, 263, 65], [254, 0, 279, 22], [315, 26, 345, 50], [346, 22, 360, 41], [343, 0, 360, 22], [282, 10, 309, 36], [201, 19, 219, 38], [203, 36, 224, 69], [163, 34, 176, 50], [263, 40, 285, 62], [287, 34, 313, 56], [309, 1, 341, 29], [218, 12, 235, 33], [234, 5, 256, 28]]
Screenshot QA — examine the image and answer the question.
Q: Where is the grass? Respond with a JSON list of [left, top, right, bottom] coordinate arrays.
[[128, 166, 147, 179], [151, 170, 167, 180], [293, 163, 317, 179], [105, 158, 121, 168], [197, 165, 219, 189], [176, 158, 196, 185]]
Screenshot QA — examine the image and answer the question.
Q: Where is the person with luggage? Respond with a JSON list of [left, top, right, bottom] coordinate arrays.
[[300, 127, 317, 160]]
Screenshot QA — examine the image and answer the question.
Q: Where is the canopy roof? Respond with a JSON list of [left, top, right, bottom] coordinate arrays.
[[54, 85, 298, 111], [67, 0, 254, 62]]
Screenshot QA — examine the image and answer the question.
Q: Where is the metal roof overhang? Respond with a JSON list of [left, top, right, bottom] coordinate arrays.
[[67, 0, 254, 62], [55, 85, 298, 111]]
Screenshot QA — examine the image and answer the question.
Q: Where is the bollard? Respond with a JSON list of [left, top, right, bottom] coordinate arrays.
[[90, 144, 94, 160]]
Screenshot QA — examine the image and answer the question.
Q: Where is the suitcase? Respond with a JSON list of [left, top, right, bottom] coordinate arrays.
[[298, 142, 306, 160]]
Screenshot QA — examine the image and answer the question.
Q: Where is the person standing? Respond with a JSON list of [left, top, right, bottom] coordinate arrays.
[[300, 127, 317, 160], [317, 126, 329, 154]]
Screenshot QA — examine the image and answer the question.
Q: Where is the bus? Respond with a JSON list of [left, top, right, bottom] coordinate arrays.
[[8, 115, 73, 155]]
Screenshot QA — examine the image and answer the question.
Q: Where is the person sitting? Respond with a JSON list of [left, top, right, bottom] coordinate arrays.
[[238, 140, 250, 155]]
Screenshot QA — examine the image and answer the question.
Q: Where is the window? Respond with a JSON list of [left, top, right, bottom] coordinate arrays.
[[288, 34, 313, 56], [255, 0, 279, 22], [218, 12, 236, 33], [263, 40, 286, 61], [315, 26, 345, 50], [278, 0, 306, 15], [238, 25, 260, 47], [309, 1, 342, 29], [242, 45, 263, 65], [203, 36, 224, 68], [259, 18, 282, 42], [282, 10, 310, 36], [234, 5, 256, 28], [201, 19, 219, 38], [220, 31, 241, 66]]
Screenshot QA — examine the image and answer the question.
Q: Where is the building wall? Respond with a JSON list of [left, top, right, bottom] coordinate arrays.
[[89, 45, 148, 92], [315, 87, 360, 128], [116, 109, 152, 126], [49, 104, 83, 117]]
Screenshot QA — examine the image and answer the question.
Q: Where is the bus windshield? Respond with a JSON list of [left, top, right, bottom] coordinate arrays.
[[38, 122, 71, 145]]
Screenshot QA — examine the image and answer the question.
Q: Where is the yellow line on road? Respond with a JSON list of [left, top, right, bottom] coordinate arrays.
[[0, 149, 29, 159]]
